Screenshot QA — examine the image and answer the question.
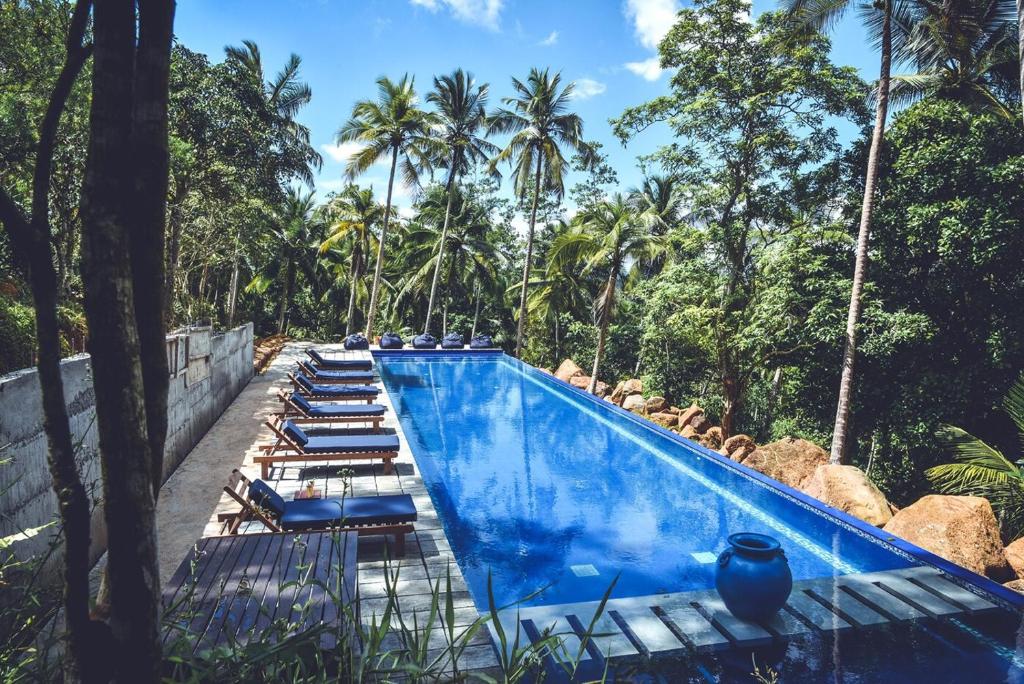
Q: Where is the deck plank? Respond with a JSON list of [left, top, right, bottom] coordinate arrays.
[[840, 578, 927, 621], [659, 603, 732, 651], [785, 589, 853, 632], [804, 579, 890, 627], [911, 574, 999, 614], [609, 608, 684, 655], [874, 576, 964, 618], [691, 592, 774, 647]]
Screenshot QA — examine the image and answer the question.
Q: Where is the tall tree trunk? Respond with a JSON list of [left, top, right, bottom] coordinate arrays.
[[344, 243, 362, 335], [364, 145, 398, 340], [226, 247, 240, 327], [424, 167, 457, 334], [588, 268, 616, 394], [720, 372, 740, 440], [515, 154, 543, 358], [554, 315, 560, 367], [0, 3, 99, 678], [163, 188, 185, 327], [830, 2, 891, 465], [277, 257, 295, 334], [79, 0, 175, 679], [443, 300, 448, 337], [470, 278, 481, 338], [1018, 0, 1024, 124]]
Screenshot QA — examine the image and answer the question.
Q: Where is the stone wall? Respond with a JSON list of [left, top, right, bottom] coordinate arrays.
[[0, 323, 253, 571]]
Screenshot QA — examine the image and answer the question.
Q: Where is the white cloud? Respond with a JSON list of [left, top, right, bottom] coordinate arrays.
[[538, 30, 558, 46], [624, 57, 663, 81], [409, 0, 504, 31], [321, 141, 364, 164], [622, 0, 680, 80], [317, 178, 347, 193], [569, 78, 607, 100]]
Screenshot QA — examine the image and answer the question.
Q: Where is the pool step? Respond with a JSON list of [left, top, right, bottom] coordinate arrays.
[[492, 565, 1003, 661]]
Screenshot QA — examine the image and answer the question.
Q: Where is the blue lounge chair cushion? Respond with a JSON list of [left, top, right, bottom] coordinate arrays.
[[413, 333, 437, 349], [380, 332, 404, 349], [291, 393, 385, 417], [441, 332, 464, 349], [282, 419, 308, 446], [280, 494, 417, 531], [301, 361, 373, 382], [249, 479, 287, 517], [344, 333, 369, 350], [297, 374, 378, 396], [470, 334, 493, 349], [308, 349, 372, 370], [301, 433, 400, 454]]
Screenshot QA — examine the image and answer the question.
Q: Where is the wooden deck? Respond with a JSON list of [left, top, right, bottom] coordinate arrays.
[[161, 530, 358, 653], [496, 565, 1002, 662]]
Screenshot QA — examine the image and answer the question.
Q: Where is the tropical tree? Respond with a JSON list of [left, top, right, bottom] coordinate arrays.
[[320, 185, 383, 334], [422, 69, 497, 335], [889, 0, 1019, 117], [783, 0, 902, 464], [927, 372, 1024, 538], [339, 75, 434, 339], [550, 195, 667, 393], [488, 68, 596, 358]]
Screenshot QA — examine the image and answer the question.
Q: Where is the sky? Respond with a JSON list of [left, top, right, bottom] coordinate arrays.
[[174, 0, 878, 222]]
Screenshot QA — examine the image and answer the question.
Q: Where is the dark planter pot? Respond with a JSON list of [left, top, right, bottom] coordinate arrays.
[[715, 533, 792, 621]]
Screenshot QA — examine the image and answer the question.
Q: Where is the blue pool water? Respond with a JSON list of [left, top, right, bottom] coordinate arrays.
[[378, 353, 915, 609]]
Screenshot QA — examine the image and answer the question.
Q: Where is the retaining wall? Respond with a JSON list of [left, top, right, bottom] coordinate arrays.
[[0, 323, 254, 570]]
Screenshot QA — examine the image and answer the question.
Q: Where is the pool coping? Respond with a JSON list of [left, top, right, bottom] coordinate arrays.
[[373, 348, 1024, 612]]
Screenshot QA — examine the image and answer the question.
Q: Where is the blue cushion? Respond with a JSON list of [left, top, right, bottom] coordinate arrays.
[[280, 494, 417, 531], [380, 332, 404, 349], [302, 362, 373, 382], [470, 334, 493, 349], [249, 480, 286, 517], [291, 392, 314, 412], [300, 376, 379, 396], [281, 420, 308, 446], [343, 333, 369, 350], [441, 332, 464, 349], [308, 349, 372, 370], [413, 333, 437, 349], [302, 400, 386, 418], [301, 433, 400, 454]]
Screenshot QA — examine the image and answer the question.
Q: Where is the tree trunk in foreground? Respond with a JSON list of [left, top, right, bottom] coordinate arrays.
[[364, 145, 399, 340], [514, 154, 543, 358], [588, 269, 616, 394], [79, 0, 175, 680], [424, 168, 456, 335], [829, 1, 891, 465]]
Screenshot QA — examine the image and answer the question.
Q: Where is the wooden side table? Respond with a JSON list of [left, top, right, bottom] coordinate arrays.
[[294, 488, 322, 500]]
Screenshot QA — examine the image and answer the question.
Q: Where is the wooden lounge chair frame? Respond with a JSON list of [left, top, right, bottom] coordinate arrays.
[[254, 417, 397, 478], [275, 390, 384, 432], [219, 470, 412, 555], [296, 360, 375, 385], [287, 372, 377, 403]]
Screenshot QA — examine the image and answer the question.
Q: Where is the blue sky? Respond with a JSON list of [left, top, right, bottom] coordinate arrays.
[[175, 0, 877, 222]]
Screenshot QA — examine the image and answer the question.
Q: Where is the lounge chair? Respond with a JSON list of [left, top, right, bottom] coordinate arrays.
[[297, 360, 374, 384], [220, 470, 416, 555], [288, 372, 379, 402], [255, 417, 399, 478], [277, 391, 385, 431], [441, 332, 464, 349], [470, 333, 493, 349], [379, 332, 404, 349], [413, 333, 437, 349], [306, 348, 372, 371], [343, 333, 369, 350]]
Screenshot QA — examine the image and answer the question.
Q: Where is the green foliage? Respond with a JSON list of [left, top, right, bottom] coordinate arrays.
[[0, 295, 35, 374]]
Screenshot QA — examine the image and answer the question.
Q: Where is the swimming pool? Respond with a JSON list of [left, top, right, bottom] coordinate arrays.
[[377, 352, 1024, 678]]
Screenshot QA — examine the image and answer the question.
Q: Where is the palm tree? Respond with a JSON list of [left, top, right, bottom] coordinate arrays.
[[339, 75, 434, 340], [422, 70, 497, 335], [488, 68, 596, 358], [783, 0, 902, 464], [524, 226, 593, 365], [927, 372, 1024, 538], [550, 195, 666, 394], [247, 188, 321, 333], [320, 185, 384, 334], [889, 0, 1019, 117]]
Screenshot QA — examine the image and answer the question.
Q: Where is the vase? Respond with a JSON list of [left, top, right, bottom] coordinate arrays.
[[715, 532, 793, 621]]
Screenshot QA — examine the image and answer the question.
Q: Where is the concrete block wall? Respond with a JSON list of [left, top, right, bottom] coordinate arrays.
[[0, 323, 254, 573]]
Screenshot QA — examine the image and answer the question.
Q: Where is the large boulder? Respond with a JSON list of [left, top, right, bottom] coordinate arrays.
[[1005, 538, 1024, 578], [698, 426, 724, 450], [649, 412, 678, 428], [569, 375, 610, 397], [622, 394, 646, 413], [538, 367, 553, 375], [555, 359, 584, 382], [623, 378, 643, 396], [678, 405, 704, 429], [883, 495, 1011, 580], [722, 434, 754, 455], [740, 437, 828, 489], [801, 465, 893, 526], [688, 413, 712, 435], [679, 424, 698, 439], [645, 396, 667, 413]]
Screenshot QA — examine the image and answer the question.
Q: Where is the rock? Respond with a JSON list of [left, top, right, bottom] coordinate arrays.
[[622, 394, 646, 413], [555, 359, 584, 382], [688, 413, 711, 435], [883, 495, 1011, 580], [538, 367, 553, 375], [608, 381, 627, 405], [678, 405, 705, 429], [569, 375, 590, 390], [1006, 538, 1024, 579], [729, 445, 755, 462], [740, 437, 828, 489], [645, 396, 667, 413], [699, 426, 724, 450], [623, 378, 643, 396], [679, 425, 698, 439], [593, 380, 610, 397], [666, 406, 681, 415], [722, 434, 755, 456], [649, 412, 678, 428], [1004, 579, 1024, 593], [801, 465, 893, 526]]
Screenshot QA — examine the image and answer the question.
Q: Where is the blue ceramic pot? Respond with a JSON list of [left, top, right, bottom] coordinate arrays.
[[715, 533, 792, 621]]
